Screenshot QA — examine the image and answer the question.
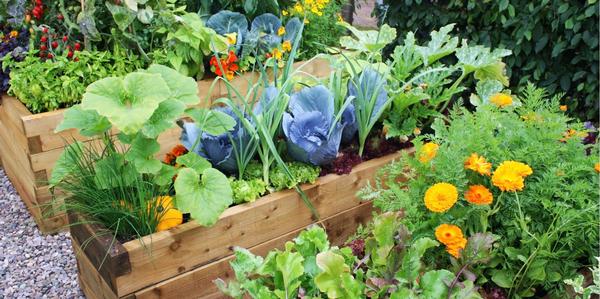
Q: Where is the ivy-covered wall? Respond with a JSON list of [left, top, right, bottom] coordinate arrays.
[[379, 0, 599, 121]]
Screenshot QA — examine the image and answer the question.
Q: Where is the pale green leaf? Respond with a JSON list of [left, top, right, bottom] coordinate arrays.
[[174, 167, 233, 226], [146, 64, 199, 105], [314, 251, 360, 298], [276, 249, 304, 296], [141, 100, 186, 138], [176, 153, 211, 173], [124, 135, 161, 174], [397, 237, 439, 282], [420, 269, 455, 298], [185, 107, 236, 135], [56, 105, 111, 136]]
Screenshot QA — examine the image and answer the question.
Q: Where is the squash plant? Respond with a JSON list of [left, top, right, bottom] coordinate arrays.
[[52, 64, 237, 228]]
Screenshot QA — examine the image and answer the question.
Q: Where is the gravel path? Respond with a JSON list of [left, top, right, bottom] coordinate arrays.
[[0, 168, 84, 299]]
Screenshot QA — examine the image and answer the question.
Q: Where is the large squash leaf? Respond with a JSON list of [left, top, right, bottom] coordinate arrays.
[[185, 107, 237, 136], [140, 99, 186, 138], [55, 105, 111, 136], [146, 64, 199, 105], [174, 167, 233, 226], [124, 135, 161, 174], [81, 72, 170, 135]]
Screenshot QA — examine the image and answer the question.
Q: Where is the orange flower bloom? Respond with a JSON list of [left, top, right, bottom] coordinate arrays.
[[424, 183, 458, 213], [595, 163, 600, 173], [464, 153, 492, 176], [435, 224, 467, 258], [465, 185, 494, 205], [560, 105, 567, 111], [492, 161, 533, 192], [150, 196, 183, 232], [446, 237, 467, 258], [490, 93, 513, 107], [418, 142, 439, 163]]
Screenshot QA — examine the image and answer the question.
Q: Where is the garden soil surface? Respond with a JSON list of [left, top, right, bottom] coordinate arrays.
[[0, 168, 84, 298]]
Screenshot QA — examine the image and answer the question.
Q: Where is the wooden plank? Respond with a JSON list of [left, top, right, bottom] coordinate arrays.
[[0, 95, 29, 135], [0, 104, 30, 155], [134, 201, 373, 299], [70, 212, 131, 294], [73, 237, 122, 299], [114, 152, 400, 296], [0, 117, 36, 202]]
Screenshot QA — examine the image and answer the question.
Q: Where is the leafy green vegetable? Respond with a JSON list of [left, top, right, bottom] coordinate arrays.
[[230, 178, 267, 204], [270, 162, 321, 191]]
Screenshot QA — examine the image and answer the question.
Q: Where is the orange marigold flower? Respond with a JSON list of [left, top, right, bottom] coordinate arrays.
[[464, 153, 492, 176], [170, 144, 188, 157], [435, 224, 465, 246], [492, 161, 533, 192], [418, 142, 439, 163], [465, 185, 494, 205], [560, 105, 567, 111], [446, 237, 467, 258], [595, 163, 600, 173], [490, 93, 513, 107], [424, 183, 458, 213]]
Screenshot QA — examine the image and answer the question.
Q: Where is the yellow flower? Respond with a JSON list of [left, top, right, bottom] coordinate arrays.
[[304, 18, 310, 24], [435, 224, 465, 246], [224, 32, 237, 45], [413, 127, 421, 135], [272, 48, 282, 60], [277, 26, 286, 36], [418, 142, 439, 163], [560, 105, 568, 111], [490, 93, 513, 107], [282, 9, 289, 16], [9, 30, 18, 38], [225, 71, 235, 81], [464, 185, 494, 205], [492, 161, 533, 192], [424, 183, 458, 213], [337, 13, 344, 22], [464, 153, 492, 176], [595, 163, 600, 173], [294, 3, 304, 13], [446, 237, 467, 258], [282, 40, 292, 52]]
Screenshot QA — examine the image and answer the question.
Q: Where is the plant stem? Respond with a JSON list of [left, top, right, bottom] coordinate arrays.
[[447, 262, 470, 299]]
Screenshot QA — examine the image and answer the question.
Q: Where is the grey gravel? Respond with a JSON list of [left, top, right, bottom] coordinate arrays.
[[0, 168, 84, 299]]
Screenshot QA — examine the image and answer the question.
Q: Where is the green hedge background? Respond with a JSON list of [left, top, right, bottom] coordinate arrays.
[[379, 0, 599, 121]]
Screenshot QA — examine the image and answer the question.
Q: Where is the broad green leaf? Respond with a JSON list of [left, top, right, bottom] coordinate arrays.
[[56, 105, 111, 136], [49, 141, 84, 188], [526, 259, 547, 281], [339, 21, 396, 54], [124, 0, 138, 11], [81, 72, 170, 135], [416, 24, 458, 65], [230, 247, 264, 281], [275, 249, 304, 297], [397, 237, 439, 282], [370, 212, 399, 266], [472, 79, 504, 106], [106, 3, 136, 31], [176, 153, 211, 173], [137, 7, 153, 24], [391, 288, 418, 299], [456, 40, 511, 78], [152, 164, 178, 186], [174, 167, 233, 226], [463, 232, 498, 263], [314, 251, 359, 298], [147, 64, 199, 105], [124, 135, 161, 173], [185, 107, 236, 135], [294, 226, 330, 276], [140, 100, 186, 138], [420, 269, 455, 298], [474, 61, 509, 86], [491, 269, 514, 288], [450, 280, 483, 299]]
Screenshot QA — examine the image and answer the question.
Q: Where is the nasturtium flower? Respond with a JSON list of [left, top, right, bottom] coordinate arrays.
[[464, 185, 493, 205], [283, 85, 345, 166], [272, 48, 283, 60], [560, 105, 567, 111], [595, 163, 600, 173], [282, 9, 289, 16], [464, 153, 492, 176], [424, 182, 458, 213], [490, 93, 513, 107], [277, 26, 286, 36], [418, 142, 439, 163], [492, 161, 533, 192]]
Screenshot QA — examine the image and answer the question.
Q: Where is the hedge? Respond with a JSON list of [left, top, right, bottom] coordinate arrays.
[[379, 0, 599, 121]]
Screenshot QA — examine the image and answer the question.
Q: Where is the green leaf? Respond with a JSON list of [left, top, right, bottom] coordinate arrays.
[[81, 72, 170, 135], [416, 23, 458, 65], [491, 270, 514, 288], [176, 153, 211, 173], [420, 269, 455, 298], [231, 247, 264, 281], [473, 79, 504, 105], [398, 237, 439, 282], [339, 21, 397, 54], [275, 249, 304, 297], [106, 3, 136, 31], [146, 64, 199, 105], [141, 100, 186, 138], [56, 105, 111, 136], [185, 107, 236, 135], [315, 251, 360, 298], [526, 259, 547, 281], [137, 7, 153, 24], [174, 167, 233, 226], [152, 164, 178, 186], [124, 135, 161, 174], [294, 225, 330, 258], [49, 141, 84, 188]]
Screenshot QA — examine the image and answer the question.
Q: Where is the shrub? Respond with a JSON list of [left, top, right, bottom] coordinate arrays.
[[379, 0, 599, 121], [360, 84, 599, 297]]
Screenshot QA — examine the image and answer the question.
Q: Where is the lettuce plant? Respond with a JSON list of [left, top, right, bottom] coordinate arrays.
[[283, 85, 345, 166], [53, 64, 237, 227]]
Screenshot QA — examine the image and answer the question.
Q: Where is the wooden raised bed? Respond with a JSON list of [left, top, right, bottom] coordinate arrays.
[[0, 58, 330, 234], [71, 151, 403, 299]]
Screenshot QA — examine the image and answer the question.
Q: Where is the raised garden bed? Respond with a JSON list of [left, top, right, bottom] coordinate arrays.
[[70, 151, 404, 298], [0, 58, 331, 234]]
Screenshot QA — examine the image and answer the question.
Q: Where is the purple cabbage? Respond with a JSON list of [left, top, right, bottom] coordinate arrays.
[[283, 85, 344, 166]]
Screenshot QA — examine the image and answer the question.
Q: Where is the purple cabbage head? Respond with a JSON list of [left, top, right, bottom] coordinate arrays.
[[179, 107, 249, 174], [283, 85, 344, 166]]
